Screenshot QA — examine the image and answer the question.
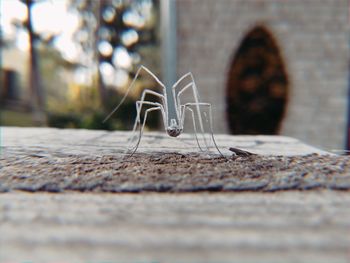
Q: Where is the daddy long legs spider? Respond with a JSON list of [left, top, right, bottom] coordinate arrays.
[[103, 65, 223, 156]]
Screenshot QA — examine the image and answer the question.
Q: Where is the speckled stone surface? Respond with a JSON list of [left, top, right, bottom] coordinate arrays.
[[1, 126, 330, 157], [1, 127, 349, 193], [1, 127, 350, 262]]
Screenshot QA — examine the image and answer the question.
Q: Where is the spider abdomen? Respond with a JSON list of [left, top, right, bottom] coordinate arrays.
[[167, 127, 182, 137]]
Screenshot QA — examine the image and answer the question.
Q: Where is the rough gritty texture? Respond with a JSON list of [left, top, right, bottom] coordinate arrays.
[[1, 127, 350, 262], [1, 127, 348, 193], [1, 152, 350, 193], [1, 192, 350, 263]]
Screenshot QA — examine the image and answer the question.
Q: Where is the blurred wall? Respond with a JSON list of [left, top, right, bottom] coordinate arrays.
[[176, 0, 349, 150]]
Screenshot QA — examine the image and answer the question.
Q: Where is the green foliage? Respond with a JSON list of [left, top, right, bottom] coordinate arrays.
[[39, 46, 72, 112], [48, 110, 118, 130], [47, 86, 143, 131], [1, 110, 34, 127]]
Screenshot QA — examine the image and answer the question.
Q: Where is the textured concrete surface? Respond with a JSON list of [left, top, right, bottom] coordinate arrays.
[[2, 127, 347, 193], [2, 151, 350, 193], [1, 126, 329, 156], [1, 127, 350, 262], [1, 192, 350, 263]]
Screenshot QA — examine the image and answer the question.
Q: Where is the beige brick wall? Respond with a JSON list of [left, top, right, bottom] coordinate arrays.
[[176, 0, 349, 150]]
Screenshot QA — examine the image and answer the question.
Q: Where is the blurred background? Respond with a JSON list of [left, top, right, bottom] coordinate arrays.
[[1, 0, 349, 151], [1, 0, 161, 131]]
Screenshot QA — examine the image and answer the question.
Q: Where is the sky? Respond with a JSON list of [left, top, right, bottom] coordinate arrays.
[[1, 0, 80, 61]]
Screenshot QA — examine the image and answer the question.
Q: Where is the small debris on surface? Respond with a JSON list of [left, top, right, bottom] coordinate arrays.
[[229, 147, 256, 157]]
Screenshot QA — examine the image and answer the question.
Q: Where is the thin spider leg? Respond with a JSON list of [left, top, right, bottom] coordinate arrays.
[[129, 100, 166, 148], [171, 72, 193, 117], [181, 103, 209, 151], [129, 106, 162, 157], [176, 82, 192, 116], [184, 102, 224, 157], [172, 72, 203, 125], [172, 73, 209, 147], [203, 111, 214, 151], [207, 106, 224, 157], [176, 82, 209, 147], [103, 65, 166, 123], [131, 90, 166, 135], [181, 105, 205, 151], [139, 89, 166, 112], [128, 101, 142, 146], [172, 72, 196, 93]]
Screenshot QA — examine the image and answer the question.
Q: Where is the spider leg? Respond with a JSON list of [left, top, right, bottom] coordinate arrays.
[[139, 88, 166, 110], [103, 65, 166, 123], [129, 106, 163, 157], [172, 72, 202, 125], [130, 100, 166, 143], [180, 104, 205, 152], [130, 89, 166, 137], [183, 102, 224, 156], [175, 81, 209, 147]]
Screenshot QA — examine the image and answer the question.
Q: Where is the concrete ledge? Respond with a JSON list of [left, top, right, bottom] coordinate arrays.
[[1, 127, 349, 193], [1, 127, 350, 262], [1, 126, 329, 156]]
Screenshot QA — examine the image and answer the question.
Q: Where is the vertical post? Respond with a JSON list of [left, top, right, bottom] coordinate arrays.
[[346, 5, 350, 153], [346, 60, 350, 153], [161, 0, 177, 87], [0, 14, 2, 152], [161, 0, 177, 123]]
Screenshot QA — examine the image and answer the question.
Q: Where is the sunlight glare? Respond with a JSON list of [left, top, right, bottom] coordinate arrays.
[[100, 62, 115, 86], [16, 29, 29, 51], [54, 35, 80, 61], [1, 0, 80, 62], [98, 41, 114, 57], [122, 9, 145, 28], [121, 29, 139, 47], [112, 46, 132, 69], [32, 1, 72, 34], [0, 0, 27, 38]]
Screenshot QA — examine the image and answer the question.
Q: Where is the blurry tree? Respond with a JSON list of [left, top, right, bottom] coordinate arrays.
[[11, 0, 79, 126], [39, 44, 77, 112], [12, 0, 64, 124], [23, 0, 46, 124], [69, 0, 160, 115]]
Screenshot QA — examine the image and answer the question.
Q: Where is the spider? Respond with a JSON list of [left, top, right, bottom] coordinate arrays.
[[103, 65, 223, 156]]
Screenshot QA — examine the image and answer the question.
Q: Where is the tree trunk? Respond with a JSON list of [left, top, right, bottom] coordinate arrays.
[[94, 0, 107, 110], [26, 0, 46, 125]]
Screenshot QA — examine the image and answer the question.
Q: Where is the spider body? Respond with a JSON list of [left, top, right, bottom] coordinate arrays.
[[166, 119, 182, 137]]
